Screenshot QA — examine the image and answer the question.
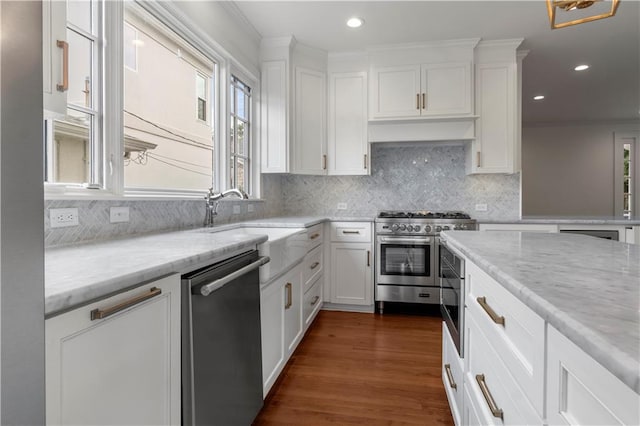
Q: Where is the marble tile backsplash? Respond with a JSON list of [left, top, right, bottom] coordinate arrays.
[[45, 174, 285, 247], [281, 144, 520, 220]]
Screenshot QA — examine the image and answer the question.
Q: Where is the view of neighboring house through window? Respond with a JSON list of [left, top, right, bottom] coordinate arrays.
[[229, 76, 251, 193], [124, 4, 215, 192], [44, 0, 102, 186], [623, 143, 633, 217]]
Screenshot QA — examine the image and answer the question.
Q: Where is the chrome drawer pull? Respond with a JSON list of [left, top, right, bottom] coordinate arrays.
[[476, 374, 503, 420], [477, 296, 505, 326], [444, 364, 457, 390], [310, 262, 320, 270], [310, 233, 320, 240], [91, 287, 161, 321], [310, 295, 320, 306], [343, 230, 360, 234]]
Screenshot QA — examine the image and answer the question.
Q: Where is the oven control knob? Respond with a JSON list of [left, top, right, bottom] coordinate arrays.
[[443, 225, 450, 231], [406, 225, 413, 232], [424, 225, 431, 233], [399, 224, 407, 231], [391, 224, 399, 232], [435, 226, 442, 232]]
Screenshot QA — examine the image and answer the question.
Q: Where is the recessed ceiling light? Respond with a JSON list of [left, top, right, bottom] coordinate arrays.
[[346, 17, 364, 28], [574, 64, 589, 71], [533, 95, 545, 101]]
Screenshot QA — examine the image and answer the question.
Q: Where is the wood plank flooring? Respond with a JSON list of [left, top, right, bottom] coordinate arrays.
[[254, 310, 454, 425]]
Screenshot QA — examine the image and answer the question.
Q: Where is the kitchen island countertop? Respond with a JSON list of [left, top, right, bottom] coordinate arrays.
[[441, 230, 640, 394], [479, 216, 640, 225]]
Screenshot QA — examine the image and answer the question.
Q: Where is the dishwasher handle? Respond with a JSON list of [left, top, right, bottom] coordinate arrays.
[[199, 256, 270, 296]]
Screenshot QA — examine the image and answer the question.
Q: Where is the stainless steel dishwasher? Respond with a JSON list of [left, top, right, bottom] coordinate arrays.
[[181, 250, 269, 426]]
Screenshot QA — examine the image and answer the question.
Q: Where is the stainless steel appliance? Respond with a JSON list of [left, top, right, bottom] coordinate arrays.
[[375, 211, 476, 313], [440, 239, 465, 357], [181, 250, 270, 426]]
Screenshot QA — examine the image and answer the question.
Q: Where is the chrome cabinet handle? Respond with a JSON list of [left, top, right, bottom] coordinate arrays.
[[310, 233, 320, 240], [476, 296, 505, 326], [199, 256, 270, 296], [91, 287, 161, 320], [416, 93, 420, 110], [422, 93, 426, 109], [342, 230, 360, 235], [476, 374, 504, 420], [367, 250, 371, 267], [310, 262, 320, 270], [322, 155, 327, 170], [56, 40, 69, 92], [285, 283, 292, 309], [310, 295, 320, 306], [444, 364, 457, 390]]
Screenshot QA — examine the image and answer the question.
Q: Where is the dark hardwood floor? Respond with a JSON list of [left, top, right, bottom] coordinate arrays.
[[254, 310, 454, 425]]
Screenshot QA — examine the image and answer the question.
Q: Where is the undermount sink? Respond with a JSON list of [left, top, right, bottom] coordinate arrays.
[[204, 226, 307, 283]]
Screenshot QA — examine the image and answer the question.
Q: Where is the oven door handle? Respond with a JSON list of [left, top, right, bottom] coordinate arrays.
[[378, 237, 431, 244]]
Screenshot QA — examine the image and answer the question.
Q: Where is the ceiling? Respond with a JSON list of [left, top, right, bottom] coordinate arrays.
[[232, 0, 639, 124]]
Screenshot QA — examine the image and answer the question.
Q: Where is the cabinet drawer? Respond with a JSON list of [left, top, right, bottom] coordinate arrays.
[[442, 322, 463, 426], [466, 262, 544, 414], [306, 224, 323, 250], [330, 221, 371, 242], [465, 313, 542, 426], [302, 244, 323, 293], [303, 275, 322, 327]]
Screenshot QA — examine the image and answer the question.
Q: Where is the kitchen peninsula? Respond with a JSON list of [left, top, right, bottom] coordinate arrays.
[[440, 230, 639, 425]]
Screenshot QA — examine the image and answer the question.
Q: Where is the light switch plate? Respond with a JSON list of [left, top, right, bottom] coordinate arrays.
[[50, 208, 79, 228], [475, 204, 488, 212], [337, 203, 347, 210], [110, 207, 130, 223], [233, 205, 241, 214]]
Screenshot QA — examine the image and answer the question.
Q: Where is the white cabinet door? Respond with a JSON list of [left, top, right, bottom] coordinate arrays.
[[260, 276, 285, 396], [46, 274, 181, 426], [546, 325, 640, 426], [293, 67, 326, 175], [330, 242, 373, 305], [370, 65, 421, 119], [43, 0, 67, 118], [283, 265, 303, 356], [328, 71, 369, 175], [261, 60, 289, 173], [470, 63, 518, 174], [421, 62, 472, 116], [442, 323, 463, 426]]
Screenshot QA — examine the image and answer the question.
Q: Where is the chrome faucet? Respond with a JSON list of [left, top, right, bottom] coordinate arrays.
[[204, 188, 249, 226]]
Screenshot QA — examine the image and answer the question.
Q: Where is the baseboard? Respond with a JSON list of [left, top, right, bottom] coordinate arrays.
[[321, 303, 375, 313]]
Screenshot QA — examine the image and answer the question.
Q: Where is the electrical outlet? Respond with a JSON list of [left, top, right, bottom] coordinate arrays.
[[50, 208, 79, 228], [337, 203, 347, 210], [110, 207, 130, 223], [233, 205, 241, 214], [247, 204, 255, 213], [475, 203, 488, 212]]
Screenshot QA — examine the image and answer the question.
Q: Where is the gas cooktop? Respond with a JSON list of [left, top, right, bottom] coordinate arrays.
[[377, 210, 472, 220]]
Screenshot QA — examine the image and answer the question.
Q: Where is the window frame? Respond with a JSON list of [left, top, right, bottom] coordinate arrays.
[[45, 0, 261, 200], [614, 132, 639, 218], [228, 74, 252, 194]]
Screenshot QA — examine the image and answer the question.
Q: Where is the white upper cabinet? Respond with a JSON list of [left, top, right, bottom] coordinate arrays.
[[370, 65, 422, 119], [293, 67, 327, 174], [328, 71, 369, 175], [260, 60, 289, 173], [43, 0, 67, 118], [421, 62, 472, 116], [467, 40, 525, 175]]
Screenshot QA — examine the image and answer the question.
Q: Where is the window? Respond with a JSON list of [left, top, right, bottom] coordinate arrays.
[[196, 72, 207, 122], [124, 22, 138, 71], [229, 75, 251, 193], [123, 4, 215, 192], [44, 0, 102, 186], [615, 133, 637, 218], [623, 143, 633, 217]]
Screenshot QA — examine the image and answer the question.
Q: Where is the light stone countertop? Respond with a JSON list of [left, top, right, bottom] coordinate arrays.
[[479, 216, 640, 225], [241, 216, 374, 228], [45, 229, 267, 316], [441, 230, 640, 394]]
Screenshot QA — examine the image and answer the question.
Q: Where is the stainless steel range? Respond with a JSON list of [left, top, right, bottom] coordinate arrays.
[[374, 210, 476, 313]]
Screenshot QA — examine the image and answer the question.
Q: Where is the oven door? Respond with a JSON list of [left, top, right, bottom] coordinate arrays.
[[440, 245, 464, 357], [376, 236, 435, 286]]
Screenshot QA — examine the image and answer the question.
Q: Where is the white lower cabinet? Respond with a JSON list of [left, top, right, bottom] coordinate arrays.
[[46, 274, 181, 426], [442, 322, 463, 426], [261, 264, 302, 396], [303, 274, 323, 328], [329, 222, 373, 307], [546, 325, 640, 426]]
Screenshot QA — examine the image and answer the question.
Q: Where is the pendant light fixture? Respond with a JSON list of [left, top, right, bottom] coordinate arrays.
[[546, 0, 620, 29]]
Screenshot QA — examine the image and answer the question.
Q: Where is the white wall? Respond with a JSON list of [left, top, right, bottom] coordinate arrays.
[[522, 122, 640, 216], [0, 1, 45, 423]]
